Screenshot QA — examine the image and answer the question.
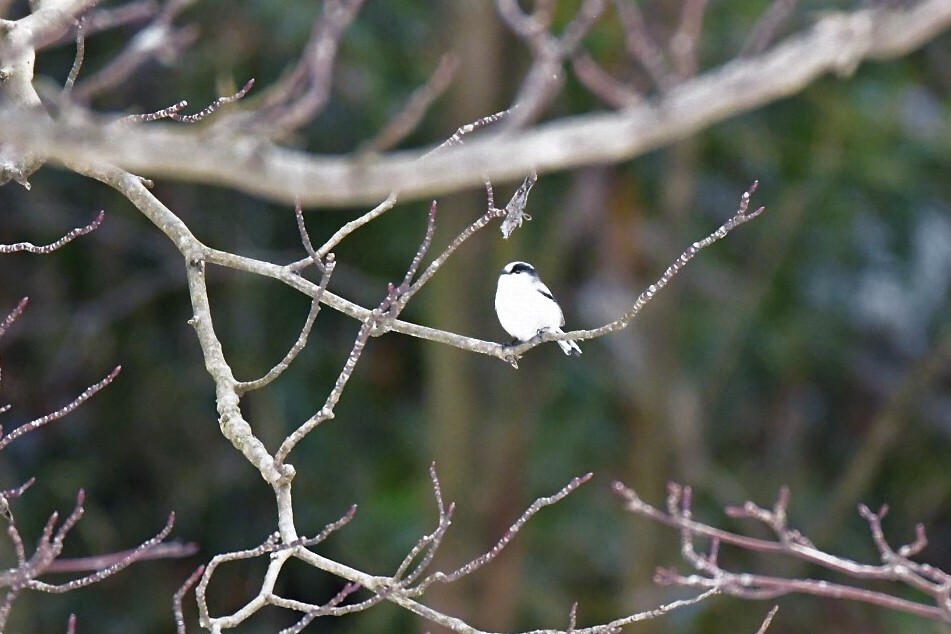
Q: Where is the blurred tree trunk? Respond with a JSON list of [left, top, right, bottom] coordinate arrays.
[[608, 141, 707, 630], [424, 1, 505, 629]]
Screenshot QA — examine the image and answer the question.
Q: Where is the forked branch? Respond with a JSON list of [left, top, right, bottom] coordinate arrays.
[[183, 464, 717, 633], [614, 481, 951, 624]]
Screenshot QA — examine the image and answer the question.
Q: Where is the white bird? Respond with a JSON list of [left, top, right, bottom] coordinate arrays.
[[495, 261, 582, 356]]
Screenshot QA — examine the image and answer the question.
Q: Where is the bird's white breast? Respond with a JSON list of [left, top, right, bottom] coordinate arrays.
[[495, 273, 565, 342]]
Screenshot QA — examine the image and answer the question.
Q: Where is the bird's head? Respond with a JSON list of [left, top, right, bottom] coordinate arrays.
[[501, 261, 537, 277]]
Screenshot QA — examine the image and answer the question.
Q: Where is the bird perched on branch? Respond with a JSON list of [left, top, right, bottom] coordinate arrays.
[[495, 261, 582, 356]]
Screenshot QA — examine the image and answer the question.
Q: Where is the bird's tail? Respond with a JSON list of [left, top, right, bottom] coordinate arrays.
[[554, 329, 582, 356]]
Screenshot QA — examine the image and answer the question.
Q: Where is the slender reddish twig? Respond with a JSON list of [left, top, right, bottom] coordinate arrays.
[[0, 366, 122, 451], [617, 481, 951, 624]]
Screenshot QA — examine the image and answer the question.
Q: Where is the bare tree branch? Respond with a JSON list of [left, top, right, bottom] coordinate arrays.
[[234, 205, 335, 394], [414, 473, 594, 593], [496, 0, 607, 127], [72, 0, 198, 102], [243, 0, 365, 135], [5, 0, 944, 204], [571, 52, 641, 108], [742, 0, 800, 57], [194, 506, 359, 630], [81, 0, 159, 36], [500, 182, 764, 364], [669, 0, 707, 80], [77, 174, 758, 370], [614, 0, 674, 92], [0, 488, 180, 628], [274, 281, 399, 464], [615, 482, 951, 623]]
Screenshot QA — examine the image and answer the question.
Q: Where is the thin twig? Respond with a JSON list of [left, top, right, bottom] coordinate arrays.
[[62, 17, 85, 96], [47, 540, 197, 573], [173, 565, 205, 634], [362, 54, 459, 153], [288, 106, 515, 274], [235, 221, 334, 395], [392, 464, 454, 585], [31, 513, 178, 594], [614, 0, 674, 92], [122, 80, 255, 124], [0, 479, 36, 505], [250, 0, 365, 134], [416, 473, 593, 591], [235, 297, 324, 395], [290, 193, 398, 269], [392, 207, 504, 314], [121, 100, 188, 123], [0, 211, 104, 254], [274, 284, 398, 463], [669, 0, 707, 79], [0, 298, 29, 340], [497, 0, 607, 128], [571, 53, 642, 108], [82, 1, 159, 35], [274, 582, 367, 634], [510, 182, 765, 356], [742, 0, 800, 57], [398, 201, 438, 293], [74, 0, 199, 101], [294, 197, 327, 271], [755, 605, 780, 634], [0, 366, 121, 451], [424, 108, 515, 158]]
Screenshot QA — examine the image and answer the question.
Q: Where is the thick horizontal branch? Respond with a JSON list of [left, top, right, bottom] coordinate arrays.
[[1, 0, 948, 205]]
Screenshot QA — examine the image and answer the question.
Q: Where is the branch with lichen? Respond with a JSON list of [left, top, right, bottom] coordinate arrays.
[[3, 1, 948, 201]]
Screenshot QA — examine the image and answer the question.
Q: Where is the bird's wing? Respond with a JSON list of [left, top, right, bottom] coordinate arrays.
[[535, 283, 555, 301], [534, 282, 566, 327]]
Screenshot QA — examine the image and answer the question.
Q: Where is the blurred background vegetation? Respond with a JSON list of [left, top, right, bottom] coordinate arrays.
[[0, 0, 949, 632]]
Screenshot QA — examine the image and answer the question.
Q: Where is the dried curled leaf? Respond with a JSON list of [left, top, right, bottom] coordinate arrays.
[[500, 172, 537, 239]]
